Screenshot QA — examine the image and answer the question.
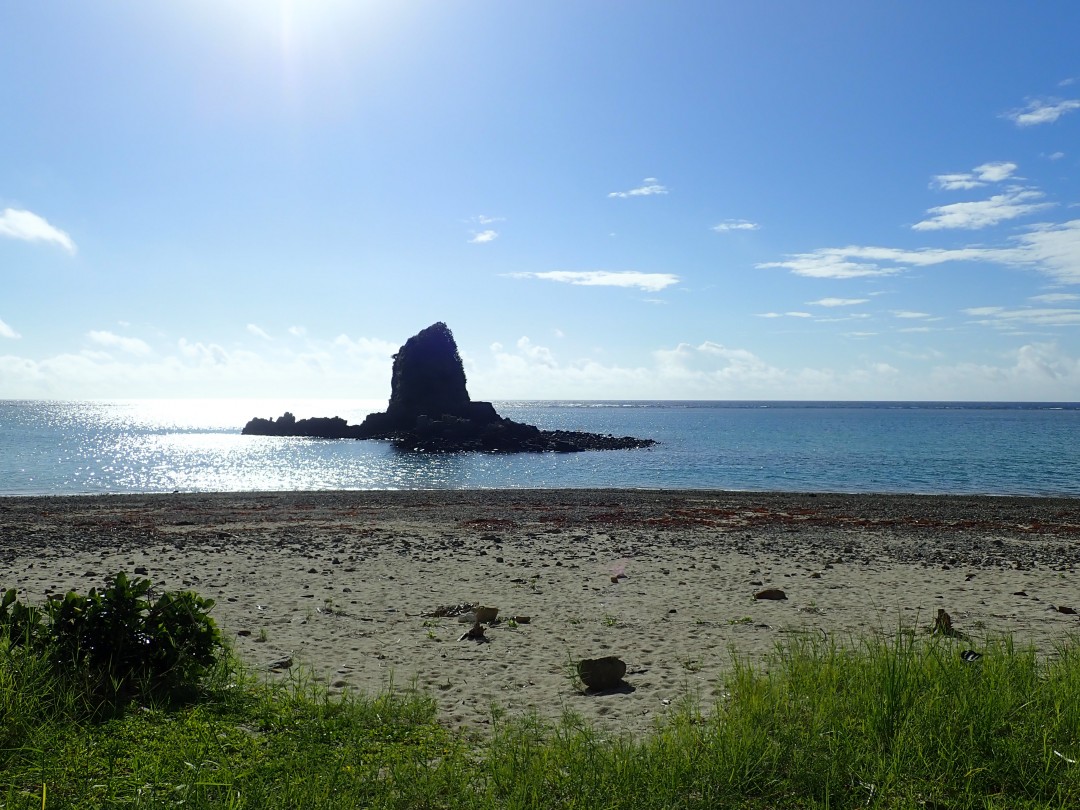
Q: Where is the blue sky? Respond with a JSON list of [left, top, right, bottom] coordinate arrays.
[[3, 1, 1080, 401]]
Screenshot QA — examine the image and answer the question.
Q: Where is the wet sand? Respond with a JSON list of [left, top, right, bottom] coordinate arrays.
[[2, 490, 1078, 736]]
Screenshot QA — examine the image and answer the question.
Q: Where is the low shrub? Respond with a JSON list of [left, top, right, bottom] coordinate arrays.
[[0, 572, 222, 705]]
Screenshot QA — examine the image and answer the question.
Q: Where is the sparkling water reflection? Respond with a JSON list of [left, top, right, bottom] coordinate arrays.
[[1, 399, 1079, 496]]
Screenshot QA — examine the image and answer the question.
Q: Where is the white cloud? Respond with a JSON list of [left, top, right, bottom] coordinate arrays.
[[1030, 293, 1080, 303], [288, 325, 307, 337], [509, 270, 679, 292], [929, 343, 1080, 399], [1011, 219, 1080, 284], [758, 250, 902, 279], [247, 324, 272, 340], [0, 208, 76, 254], [756, 311, 817, 319], [761, 220, 1080, 285], [0, 330, 403, 400], [931, 161, 1018, 191], [1006, 98, 1080, 127], [450, 336, 1080, 400], [711, 219, 760, 232], [0, 318, 20, 339], [974, 161, 1019, 183], [471, 214, 504, 225], [912, 189, 1051, 231], [892, 311, 932, 319], [469, 229, 498, 244], [87, 330, 152, 356], [963, 306, 1080, 328], [608, 179, 668, 199], [515, 336, 557, 367], [807, 297, 869, 307], [332, 334, 398, 358], [1047, 151, 1065, 161]]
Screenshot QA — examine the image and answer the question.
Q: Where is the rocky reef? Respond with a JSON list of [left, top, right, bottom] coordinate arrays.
[[242, 322, 656, 453]]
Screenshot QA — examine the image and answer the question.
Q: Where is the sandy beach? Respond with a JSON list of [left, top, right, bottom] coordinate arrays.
[[2, 490, 1078, 736]]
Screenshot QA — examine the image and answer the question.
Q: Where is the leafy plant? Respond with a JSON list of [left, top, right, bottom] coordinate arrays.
[[1, 573, 222, 704]]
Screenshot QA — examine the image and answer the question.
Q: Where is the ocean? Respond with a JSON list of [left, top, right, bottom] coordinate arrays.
[[0, 399, 1078, 497]]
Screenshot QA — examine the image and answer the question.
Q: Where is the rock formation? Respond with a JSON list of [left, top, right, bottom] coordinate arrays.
[[242, 322, 657, 453]]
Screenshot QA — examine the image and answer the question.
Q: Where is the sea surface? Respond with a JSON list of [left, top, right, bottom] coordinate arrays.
[[1, 399, 1078, 497]]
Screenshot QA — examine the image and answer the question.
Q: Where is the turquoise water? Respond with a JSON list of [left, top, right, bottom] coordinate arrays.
[[1, 399, 1078, 496]]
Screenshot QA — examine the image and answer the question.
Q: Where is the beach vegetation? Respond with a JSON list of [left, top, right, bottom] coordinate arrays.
[[2, 611, 1079, 808], [1, 573, 221, 708]]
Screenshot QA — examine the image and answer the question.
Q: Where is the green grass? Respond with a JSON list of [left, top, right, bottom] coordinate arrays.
[[3, 630, 1079, 809]]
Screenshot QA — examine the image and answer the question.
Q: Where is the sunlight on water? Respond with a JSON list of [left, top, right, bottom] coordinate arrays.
[[2, 399, 1079, 496]]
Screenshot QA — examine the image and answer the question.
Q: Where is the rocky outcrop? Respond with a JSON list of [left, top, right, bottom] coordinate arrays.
[[242, 322, 657, 453], [241, 412, 365, 439]]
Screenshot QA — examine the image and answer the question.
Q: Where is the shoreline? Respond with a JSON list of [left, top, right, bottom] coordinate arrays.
[[3, 489, 1079, 735]]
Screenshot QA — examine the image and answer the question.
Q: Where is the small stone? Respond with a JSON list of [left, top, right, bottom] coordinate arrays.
[[576, 656, 627, 691], [134, 566, 148, 576], [1056, 605, 1077, 615], [268, 655, 293, 671], [474, 606, 499, 624], [459, 622, 487, 641], [754, 588, 787, 601]]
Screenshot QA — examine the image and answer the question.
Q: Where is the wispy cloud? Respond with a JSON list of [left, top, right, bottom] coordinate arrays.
[[1006, 98, 1080, 127], [509, 270, 679, 292], [87, 330, 152, 356], [1012, 219, 1080, 284], [469, 229, 498, 244], [711, 219, 760, 232], [471, 214, 504, 225], [0, 317, 20, 339], [608, 178, 668, 199], [758, 249, 903, 279], [931, 161, 1018, 191], [756, 311, 812, 318], [288, 325, 307, 337], [247, 324, 272, 340], [892, 311, 933, 319], [963, 306, 1080, 327], [0, 208, 76, 254], [762, 219, 1080, 285], [1030, 293, 1080, 303], [807, 297, 868, 307], [912, 188, 1051, 231]]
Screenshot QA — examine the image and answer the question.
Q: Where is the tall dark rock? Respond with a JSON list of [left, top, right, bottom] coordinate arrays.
[[356, 322, 500, 436], [387, 322, 470, 423], [242, 322, 656, 452]]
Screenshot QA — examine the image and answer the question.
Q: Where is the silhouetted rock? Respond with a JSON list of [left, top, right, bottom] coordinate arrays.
[[242, 412, 364, 439], [576, 656, 627, 691], [385, 322, 476, 427], [242, 322, 657, 452]]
